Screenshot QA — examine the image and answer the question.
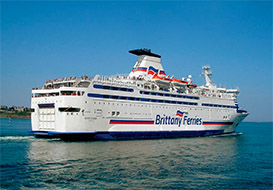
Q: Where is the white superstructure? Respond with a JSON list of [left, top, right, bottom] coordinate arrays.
[[31, 49, 248, 140]]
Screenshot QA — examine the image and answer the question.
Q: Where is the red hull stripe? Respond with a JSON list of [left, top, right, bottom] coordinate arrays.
[[203, 122, 233, 125], [110, 120, 154, 125]]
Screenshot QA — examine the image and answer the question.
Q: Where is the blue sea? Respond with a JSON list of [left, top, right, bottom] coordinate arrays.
[[0, 118, 272, 189]]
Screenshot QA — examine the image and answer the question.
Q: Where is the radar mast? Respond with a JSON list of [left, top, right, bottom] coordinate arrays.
[[202, 65, 213, 87]]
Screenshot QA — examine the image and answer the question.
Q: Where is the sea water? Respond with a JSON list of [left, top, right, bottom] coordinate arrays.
[[0, 118, 272, 189]]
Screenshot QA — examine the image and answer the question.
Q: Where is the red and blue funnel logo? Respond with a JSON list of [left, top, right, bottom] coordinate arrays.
[[176, 110, 184, 117]]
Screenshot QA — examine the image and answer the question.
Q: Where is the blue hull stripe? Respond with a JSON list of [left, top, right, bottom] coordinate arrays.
[[31, 130, 225, 140]]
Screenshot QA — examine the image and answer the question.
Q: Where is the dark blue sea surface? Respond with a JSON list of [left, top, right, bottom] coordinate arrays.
[[0, 118, 272, 189]]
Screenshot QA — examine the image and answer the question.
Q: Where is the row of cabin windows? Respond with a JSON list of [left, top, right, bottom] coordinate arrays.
[[88, 93, 198, 106], [93, 84, 134, 92], [139, 90, 200, 100], [33, 91, 84, 97], [202, 103, 236, 109]]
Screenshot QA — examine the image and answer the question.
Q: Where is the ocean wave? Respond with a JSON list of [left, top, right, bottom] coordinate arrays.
[[212, 132, 243, 137]]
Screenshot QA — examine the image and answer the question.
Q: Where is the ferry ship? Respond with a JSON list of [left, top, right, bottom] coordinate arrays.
[[31, 49, 248, 140]]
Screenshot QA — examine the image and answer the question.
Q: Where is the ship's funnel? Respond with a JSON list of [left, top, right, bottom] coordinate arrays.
[[129, 49, 161, 58], [128, 49, 166, 79]]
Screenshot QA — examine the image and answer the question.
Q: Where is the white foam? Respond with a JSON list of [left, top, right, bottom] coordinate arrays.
[[212, 132, 243, 137], [0, 136, 42, 141]]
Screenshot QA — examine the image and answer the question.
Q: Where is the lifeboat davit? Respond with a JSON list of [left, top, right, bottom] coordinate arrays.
[[152, 74, 172, 85], [171, 78, 188, 87]]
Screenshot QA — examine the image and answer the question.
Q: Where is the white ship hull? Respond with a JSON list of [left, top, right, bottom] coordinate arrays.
[[31, 86, 248, 140]]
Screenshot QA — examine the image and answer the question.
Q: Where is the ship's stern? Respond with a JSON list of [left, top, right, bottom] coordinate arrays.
[[31, 88, 94, 139]]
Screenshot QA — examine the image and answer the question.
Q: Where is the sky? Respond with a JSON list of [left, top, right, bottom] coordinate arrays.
[[1, 1, 272, 122]]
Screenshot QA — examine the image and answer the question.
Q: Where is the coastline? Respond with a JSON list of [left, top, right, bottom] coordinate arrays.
[[0, 114, 30, 119]]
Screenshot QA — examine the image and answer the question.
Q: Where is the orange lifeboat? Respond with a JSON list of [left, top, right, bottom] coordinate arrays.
[[187, 84, 197, 88], [152, 74, 172, 85], [171, 78, 188, 87]]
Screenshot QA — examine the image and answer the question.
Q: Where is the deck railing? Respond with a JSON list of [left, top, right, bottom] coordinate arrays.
[[38, 75, 237, 100]]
